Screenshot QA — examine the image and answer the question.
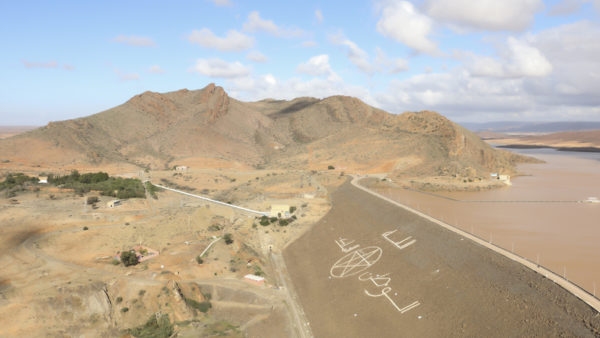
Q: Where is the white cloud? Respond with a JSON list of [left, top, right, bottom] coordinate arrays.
[[189, 58, 251, 78], [297, 54, 339, 81], [468, 37, 553, 78], [246, 50, 268, 63], [148, 65, 165, 74], [374, 47, 409, 73], [113, 35, 157, 47], [376, 1, 438, 54], [302, 40, 318, 47], [209, 0, 232, 7], [425, 0, 543, 32], [548, 0, 583, 15], [315, 9, 323, 23], [114, 69, 140, 82], [330, 34, 372, 73], [226, 73, 376, 107], [243, 11, 303, 38], [188, 28, 254, 51], [22, 60, 58, 69]]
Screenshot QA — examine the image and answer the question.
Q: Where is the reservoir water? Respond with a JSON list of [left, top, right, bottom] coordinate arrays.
[[374, 148, 600, 295]]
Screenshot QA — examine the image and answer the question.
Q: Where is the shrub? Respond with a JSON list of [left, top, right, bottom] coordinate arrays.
[[207, 224, 220, 231], [223, 233, 233, 245], [184, 298, 212, 313], [259, 216, 270, 226], [138, 290, 146, 297], [328, 165, 335, 170], [121, 307, 129, 313], [279, 219, 289, 226], [289, 206, 296, 214], [82, 226, 89, 231], [86, 196, 99, 205], [196, 256, 203, 264], [120, 250, 139, 267], [116, 296, 123, 303]]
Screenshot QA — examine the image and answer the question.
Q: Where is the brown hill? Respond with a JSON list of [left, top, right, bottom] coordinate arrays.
[[0, 83, 532, 179]]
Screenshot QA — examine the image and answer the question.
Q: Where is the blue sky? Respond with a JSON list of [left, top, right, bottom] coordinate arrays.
[[1, 0, 599, 125]]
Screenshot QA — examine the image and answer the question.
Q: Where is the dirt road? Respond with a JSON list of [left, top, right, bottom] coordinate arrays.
[[284, 179, 600, 337]]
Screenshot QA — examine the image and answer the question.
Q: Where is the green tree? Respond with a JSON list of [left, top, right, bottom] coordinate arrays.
[[223, 233, 233, 245], [120, 250, 139, 267]]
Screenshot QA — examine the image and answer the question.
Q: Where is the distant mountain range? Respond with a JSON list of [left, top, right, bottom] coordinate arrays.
[[460, 121, 600, 133], [0, 84, 532, 179]]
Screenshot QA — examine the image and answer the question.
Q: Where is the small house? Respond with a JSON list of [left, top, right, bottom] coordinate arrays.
[[38, 176, 48, 184], [270, 204, 290, 218], [175, 165, 188, 172], [107, 200, 122, 208], [244, 274, 265, 286]]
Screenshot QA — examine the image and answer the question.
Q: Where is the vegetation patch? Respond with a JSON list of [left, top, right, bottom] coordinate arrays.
[[145, 181, 161, 199], [49, 170, 145, 198], [205, 321, 242, 337], [127, 314, 173, 338], [120, 250, 139, 267], [184, 297, 212, 313]]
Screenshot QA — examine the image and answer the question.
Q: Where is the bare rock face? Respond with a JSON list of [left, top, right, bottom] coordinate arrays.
[[199, 83, 230, 123]]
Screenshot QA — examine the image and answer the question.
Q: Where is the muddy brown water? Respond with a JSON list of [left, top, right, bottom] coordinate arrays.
[[374, 148, 600, 296], [284, 179, 600, 337]]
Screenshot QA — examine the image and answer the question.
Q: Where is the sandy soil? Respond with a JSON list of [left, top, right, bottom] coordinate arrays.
[[0, 126, 38, 139], [284, 179, 600, 337], [0, 167, 341, 336]]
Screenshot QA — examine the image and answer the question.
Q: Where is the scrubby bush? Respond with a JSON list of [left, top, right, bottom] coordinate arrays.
[[259, 216, 270, 226], [86, 196, 99, 205], [196, 256, 203, 264], [328, 165, 335, 170], [120, 250, 139, 267], [289, 206, 296, 214], [184, 298, 212, 313], [223, 233, 233, 245]]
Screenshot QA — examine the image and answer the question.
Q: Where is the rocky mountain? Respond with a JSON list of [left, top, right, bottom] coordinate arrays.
[[0, 83, 532, 179]]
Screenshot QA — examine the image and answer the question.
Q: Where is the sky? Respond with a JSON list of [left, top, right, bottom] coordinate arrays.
[[1, 0, 599, 125]]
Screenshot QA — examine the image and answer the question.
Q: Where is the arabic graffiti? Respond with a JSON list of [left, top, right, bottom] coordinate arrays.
[[335, 237, 360, 253], [382, 229, 416, 250], [330, 246, 382, 278], [330, 232, 420, 314]]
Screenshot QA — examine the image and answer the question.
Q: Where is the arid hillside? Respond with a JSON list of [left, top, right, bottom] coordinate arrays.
[[0, 84, 532, 181]]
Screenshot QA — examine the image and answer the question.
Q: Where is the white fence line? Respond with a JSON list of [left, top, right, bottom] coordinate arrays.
[[151, 183, 269, 216]]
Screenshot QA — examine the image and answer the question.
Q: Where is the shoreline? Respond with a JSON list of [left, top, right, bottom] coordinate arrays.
[[351, 175, 600, 313], [497, 144, 600, 153]]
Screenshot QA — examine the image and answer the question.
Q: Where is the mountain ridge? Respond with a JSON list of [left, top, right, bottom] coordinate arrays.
[[0, 84, 534, 183]]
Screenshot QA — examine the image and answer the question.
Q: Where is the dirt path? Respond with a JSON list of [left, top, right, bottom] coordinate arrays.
[[284, 178, 600, 337], [271, 252, 313, 338]]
